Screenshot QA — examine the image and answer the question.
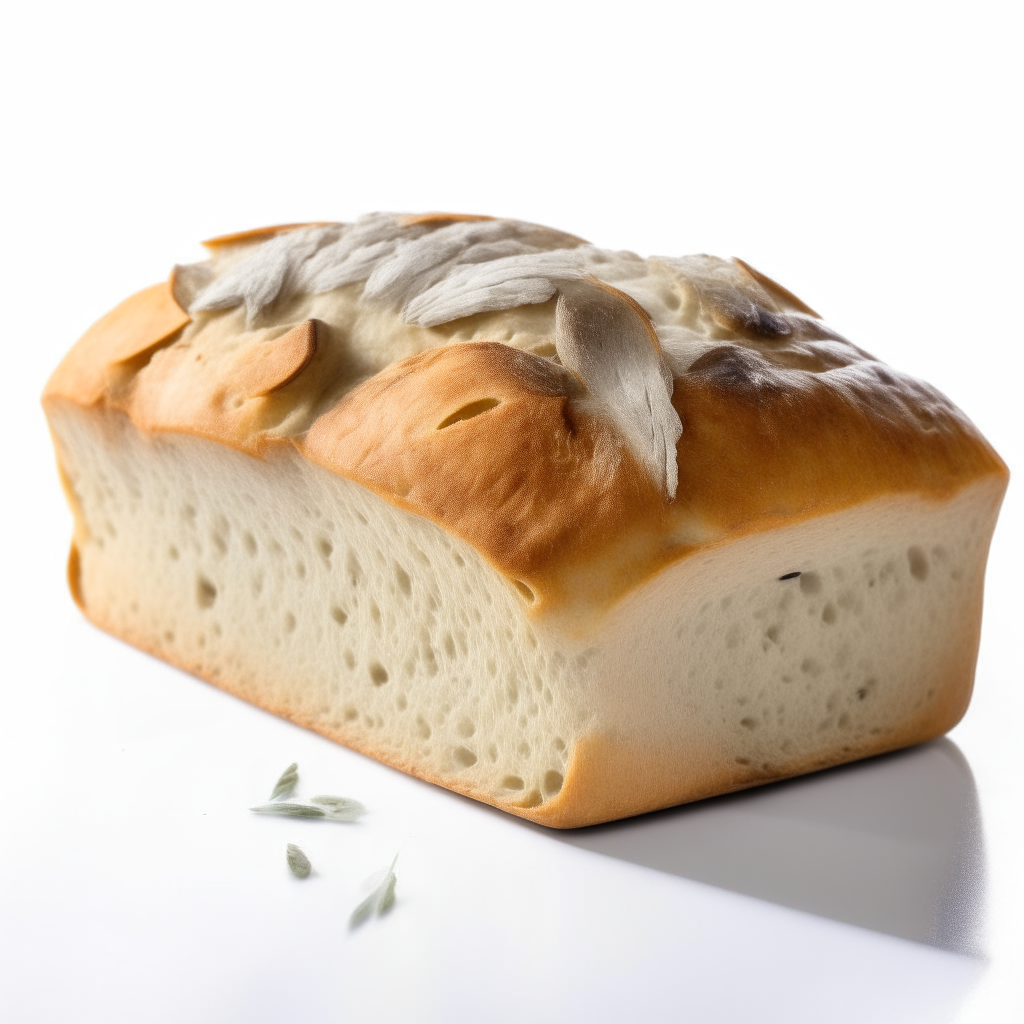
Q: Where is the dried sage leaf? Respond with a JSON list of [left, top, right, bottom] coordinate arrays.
[[286, 843, 312, 879], [250, 802, 327, 818], [349, 853, 399, 930], [349, 891, 377, 929], [378, 873, 397, 913], [310, 795, 366, 821], [269, 763, 299, 800]]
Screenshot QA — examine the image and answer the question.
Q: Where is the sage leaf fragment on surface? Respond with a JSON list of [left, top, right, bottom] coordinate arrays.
[[251, 802, 327, 818], [349, 853, 399, 930], [310, 795, 366, 822], [286, 843, 312, 879], [269, 763, 299, 801]]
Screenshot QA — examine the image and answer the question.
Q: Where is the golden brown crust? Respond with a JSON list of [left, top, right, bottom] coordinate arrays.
[[112, 308, 341, 457], [236, 318, 318, 398], [43, 282, 190, 407], [66, 543, 85, 610], [672, 346, 1005, 524]]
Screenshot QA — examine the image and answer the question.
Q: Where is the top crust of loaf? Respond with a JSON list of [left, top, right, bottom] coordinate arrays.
[[43, 215, 1008, 619]]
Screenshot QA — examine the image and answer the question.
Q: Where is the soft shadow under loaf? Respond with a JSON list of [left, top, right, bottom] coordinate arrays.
[[548, 738, 984, 954]]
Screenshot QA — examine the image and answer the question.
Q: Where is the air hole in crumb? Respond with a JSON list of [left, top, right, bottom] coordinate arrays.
[[552, 737, 566, 753], [168, 545, 179, 561], [443, 633, 456, 658], [543, 770, 564, 796], [317, 537, 333, 560], [778, 571, 801, 581], [856, 678, 877, 700], [369, 661, 389, 685], [394, 564, 412, 596], [243, 532, 257, 556], [511, 579, 535, 603], [457, 717, 475, 738], [331, 606, 348, 625], [284, 613, 296, 632], [487, 744, 498, 762], [736, 757, 751, 765], [518, 741, 531, 757], [452, 746, 477, 769], [502, 775, 525, 790], [908, 546, 929, 581], [396, 694, 407, 711], [821, 602, 837, 625], [416, 716, 432, 739], [519, 790, 543, 808], [343, 649, 356, 669], [437, 397, 501, 430], [346, 550, 363, 586], [799, 572, 822, 595], [196, 576, 217, 609], [369, 602, 381, 625], [740, 717, 757, 730]]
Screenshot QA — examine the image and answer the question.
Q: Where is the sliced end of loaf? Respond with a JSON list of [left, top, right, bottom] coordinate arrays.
[[46, 399, 1005, 826]]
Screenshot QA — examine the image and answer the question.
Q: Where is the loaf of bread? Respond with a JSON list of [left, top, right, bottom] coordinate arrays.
[[43, 214, 1007, 827]]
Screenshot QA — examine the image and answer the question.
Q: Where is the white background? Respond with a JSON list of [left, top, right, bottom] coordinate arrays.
[[1, 2, 1021, 1020]]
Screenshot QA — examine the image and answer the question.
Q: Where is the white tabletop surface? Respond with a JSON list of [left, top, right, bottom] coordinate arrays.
[[1, 3, 1021, 1021]]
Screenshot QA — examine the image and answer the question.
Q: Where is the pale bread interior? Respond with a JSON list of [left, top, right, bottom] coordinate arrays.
[[50, 399, 1003, 825], [586, 478, 1000, 811]]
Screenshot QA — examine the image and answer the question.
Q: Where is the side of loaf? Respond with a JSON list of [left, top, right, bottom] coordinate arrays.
[[43, 214, 1008, 827]]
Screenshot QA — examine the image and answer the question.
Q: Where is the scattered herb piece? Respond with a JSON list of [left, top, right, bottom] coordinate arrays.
[[349, 853, 399, 929], [251, 802, 327, 818], [778, 571, 801, 581], [310, 796, 366, 821], [270, 763, 299, 800], [286, 843, 312, 879]]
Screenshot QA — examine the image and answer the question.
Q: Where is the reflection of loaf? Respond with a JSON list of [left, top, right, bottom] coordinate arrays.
[[43, 214, 1008, 827]]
